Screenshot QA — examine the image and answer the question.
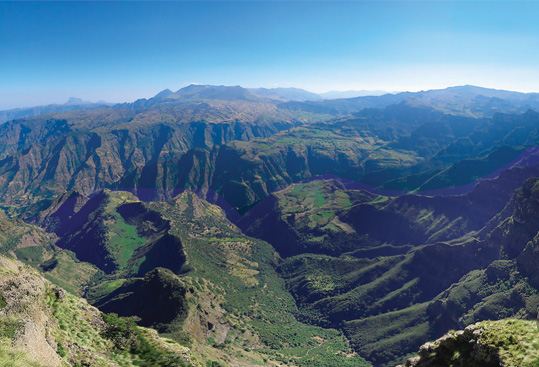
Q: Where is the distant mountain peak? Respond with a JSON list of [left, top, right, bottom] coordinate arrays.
[[249, 87, 322, 101], [319, 89, 389, 99], [169, 84, 262, 102], [65, 97, 92, 105], [152, 89, 174, 99], [524, 109, 539, 117]]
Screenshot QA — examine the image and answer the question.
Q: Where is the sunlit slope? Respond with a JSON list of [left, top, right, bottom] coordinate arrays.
[[0, 255, 193, 367]]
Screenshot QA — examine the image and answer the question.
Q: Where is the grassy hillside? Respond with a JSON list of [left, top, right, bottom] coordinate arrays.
[[13, 173, 539, 366], [238, 179, 378, 257], [22, 189, 369, 367], [2, 91, 539, 366], [0, 255, 192, 367], [3, 98, 538, 214], [399, 319, 539, 367], [141, 192, 370, 367], [238, 175, 539, 366]]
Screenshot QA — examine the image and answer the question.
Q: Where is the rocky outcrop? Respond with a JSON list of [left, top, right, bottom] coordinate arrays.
[[0, 257, 62, 367], [398, 319, 539, 367], [399, 323, 500, 367]]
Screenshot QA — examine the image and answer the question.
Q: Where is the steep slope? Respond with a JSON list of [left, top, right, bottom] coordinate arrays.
[[25, 189, 369, 367], [254, 173, 539, 366], [26, 190, 186, 277], [0, 85, 322, 206], [2, 94, 539, 214], [240, 161, 539, 259], [0, 255, 193, 367], [4, 85, 539, 367], [89, 192, 369, 367], [363, 109, 539, 189], [203, 104, 486, 212], [398, 319, 539, 367], [238, 179, 379, 257], [0, 209, 99, 296], [0, 211, 56, 266]]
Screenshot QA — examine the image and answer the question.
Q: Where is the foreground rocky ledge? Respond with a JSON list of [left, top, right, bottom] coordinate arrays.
[[398, 319, 539, 367]]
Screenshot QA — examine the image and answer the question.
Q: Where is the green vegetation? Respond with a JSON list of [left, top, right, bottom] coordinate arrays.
[[47, 287, 118, 365], [14, 246, 45, 266], [239, 179, 379, 256], [479, 320, 539, 366], [417, 146, 526, 192], [0, 340, 43, 367], [0, 214, 54, 260], [367, 195, 389, 204], [98, 191, 147, 275], [144, 192, 370, 367], [101, 313, 189, 367], [42, 251, 99, 295], [0, 317, 20, 339], [0, 252, 194, 367], [106, 208, 146, 271], [409, 319, 539, 367], [46, 279, 191, 367], [2, 91, 539, 367], [86, 278, 127, 302]]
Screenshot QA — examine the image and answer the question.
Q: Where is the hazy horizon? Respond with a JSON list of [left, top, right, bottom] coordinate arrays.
[[3, 83, 539, 111], [2, 1, 539, 109]]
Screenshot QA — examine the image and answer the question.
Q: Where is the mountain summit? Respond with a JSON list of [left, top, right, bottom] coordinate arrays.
[[166, 84, 263, 102], [64, 97, 93, 105]]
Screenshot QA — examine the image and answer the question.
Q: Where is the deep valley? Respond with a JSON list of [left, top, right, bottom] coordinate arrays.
[[1, 84, 539, 366]]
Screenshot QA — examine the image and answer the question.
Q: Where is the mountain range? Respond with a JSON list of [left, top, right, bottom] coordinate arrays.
[[6, 83, 539, 124], [1, 84, 539, 366], [0, 98, 112, 124]]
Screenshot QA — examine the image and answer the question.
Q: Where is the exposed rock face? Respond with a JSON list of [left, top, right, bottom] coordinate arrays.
[[0, 257, 63, 367], [398, 318, 539, 367], [398, 323, 500, 367], [2, 97, 538, 214], [0, 97, 306, 208]]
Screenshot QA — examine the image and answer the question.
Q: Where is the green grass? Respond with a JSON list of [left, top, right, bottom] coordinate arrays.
[[367, 195, 389, 205], [106, 210, 146, 270], [147, 192, 371, 367], [415, 319, 539, 367], [46, 284, 190, 367], [86, 279, 127, 302], [313, 192, 326, 207], [478, 319, 539, 366], [0, 317, 20, 340], [14, 246, 44, 266], [42, 251, 99, 295], [47, 288, 112, 362], [251, 320, 369, 367], [0, 339, 43, 367], [206, 237, 244, 243], [101, 313, 189, 367], [343, 303, 430, 366]]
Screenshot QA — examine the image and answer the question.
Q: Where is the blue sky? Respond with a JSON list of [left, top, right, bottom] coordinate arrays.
[[1, 1, 538, 109]]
